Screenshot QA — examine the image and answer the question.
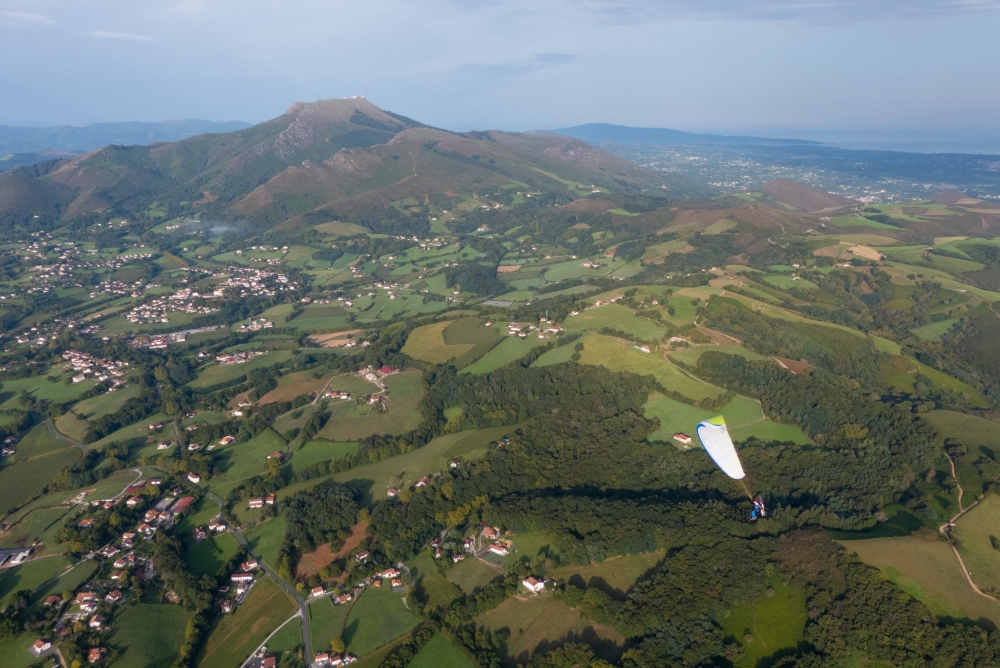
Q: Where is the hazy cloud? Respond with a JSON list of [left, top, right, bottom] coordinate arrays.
[[527, 0, 1000, 23], [461, 52, 576, 79], [85, 30, 154, 41], [0, 11, 56, 26]]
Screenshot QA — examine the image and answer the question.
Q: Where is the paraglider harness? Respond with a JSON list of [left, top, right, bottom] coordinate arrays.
[[750, 495, 767, 521]]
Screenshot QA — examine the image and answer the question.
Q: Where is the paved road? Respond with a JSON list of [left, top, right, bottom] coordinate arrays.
[[44, 418, 85, 450], [204, 491, 313, 663]]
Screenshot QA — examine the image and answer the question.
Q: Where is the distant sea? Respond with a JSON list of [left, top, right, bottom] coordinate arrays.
[[708, 128, 1000, 156]]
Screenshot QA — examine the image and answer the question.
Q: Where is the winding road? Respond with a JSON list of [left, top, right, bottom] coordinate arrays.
[[938, 451, 996, 603], [203, 490, 313, 663]]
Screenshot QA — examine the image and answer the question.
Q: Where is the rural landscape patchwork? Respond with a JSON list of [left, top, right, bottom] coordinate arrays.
[[2, 95, 1000, 668]]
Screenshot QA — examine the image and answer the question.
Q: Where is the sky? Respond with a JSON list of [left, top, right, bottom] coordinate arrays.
[[2, 0, 1000, 135]]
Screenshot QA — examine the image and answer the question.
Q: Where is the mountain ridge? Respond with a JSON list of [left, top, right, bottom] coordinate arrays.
[[0, 98, 713, 230]]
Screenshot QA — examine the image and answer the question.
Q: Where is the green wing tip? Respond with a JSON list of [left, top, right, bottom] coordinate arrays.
[[707, 415, 726, 426]]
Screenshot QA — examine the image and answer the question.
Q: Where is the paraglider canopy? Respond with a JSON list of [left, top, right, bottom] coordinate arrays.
[[696, 416, 746, 480]]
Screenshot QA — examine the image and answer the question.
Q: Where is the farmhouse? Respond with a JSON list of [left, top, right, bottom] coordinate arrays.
[[89, 614, 105, 629], [386, 487, 399, 498], [88, 647, 105, 663], [209, 519, 225, 532], [220, 599, 234, 614], [311, 586, 325, 598], [414, 476, 430, 488], [522, 576, 546, 593], [105, 590, 123, 604], [355, 550, 369, 562], [186, 472, 201, 483], [266, 494, 276, 505], [241, 559, 260, 571], [231, 571, 254, 583], [673, 433, 692, 445], [31, 639, 52, 656], [489, 542, 509, 556], [43, 595, 62, 606], [249, 497, 264, 509], [219, 435, 236, 445]]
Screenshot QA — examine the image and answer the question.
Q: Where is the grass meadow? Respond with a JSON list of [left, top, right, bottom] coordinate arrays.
[[110, 604, 193, 668], [953, 495, 1000, 595], [562, 304, 668, 341], [462, 336, 546, 375], [309, 596, 353, 654], [0, 557, 67, 609], [643, 393, 812, 445], [0, 445, 80, 515], [476, 592, 624, 665], [198, 578, 296, 668], [407, 633, 475, 668], [184, 533, 241, 577], [839, 536, 1000, 625], [446, 556, 503, 594], [244, 518, 286, 568], [548, 551, 663, 594], [316, 371, 424, 441], [719, 576, 808, 668], [343, 586, 421, 658]]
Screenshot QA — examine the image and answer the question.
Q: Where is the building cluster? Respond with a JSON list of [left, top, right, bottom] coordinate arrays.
[[238, 318, 273, 332], [125, 288, 220, 325], [62, 350, 129, 387], [218, 266, 291, 298], [217, 350, 266, 365]]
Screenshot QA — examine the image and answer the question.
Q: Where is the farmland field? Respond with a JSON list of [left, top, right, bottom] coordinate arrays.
[[54, 410, 89, 442], [198, 578, 296, 668], [316, 370, 424, 441], [420, 573, 461, 610], [562, 304, 668, 341], [924, 411, 1000, 455], [0, 445, 81, 514], [0, 557, 66, 609], [643, 394, 811, 445], [0, 372, 99, 410], [910, 318, 963, 341], [258, 371, 332, 404], [476, 592, 623, 664], [667, 343, 764, 366], [265, 616, 303, 656], [561, 334, 724, 402], [72, 383, 142, 420], [343, 586, 421, 658], [29, 560, 97, 606], [290, 440, 358, 473], [952, 495, 1000, 594], [187, 351, 294, 389], [283, 423, 520, 503], [4, 422, 67, 463], [402, 319, 502, 365], [0, 505, 73, 553], [461, 336, 546, 375], [880, 355, 986, 407], [840, 536, 1000, 624], [548, 551, 663, 594], [244, 518, 286, 568], [184, 532, 241, 577], [210, 428, 286, 486], [309, 596, 353, 653], [719, 576, 807, 668], [110, 603, 193, 668], [407, 633, 475, 668], [0, 632, 51, 668], [446, 555, 503, 594]]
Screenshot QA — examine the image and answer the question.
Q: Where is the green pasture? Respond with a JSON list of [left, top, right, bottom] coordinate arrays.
[[5, 422, 66, 463], [668, 343, 764, 366], [266, 616, 304, 656], [111, 604, 194, 668], [827, 216, 898, 230], [0, 557, 66, 609], [953, 494, 1000, 594], [187, 351, 294, 389], [244, 518, 286, 568], [0, 632, 51, 668], [0, 506, 73, 553], [0, 372, 99, 410], [562, 304, 668, 341], [407, 633, 475, 668], [911, 318, 962, 341], [462, 336, 546, 375], [542, 258, 630, 282], [316, 371, 424, 441], [446, 556, 502, 594], [840, 536, 1000, 625], [184, 533, 241, 577], [720, 576, 807, 668], [549, 551, 663, 594], [419, 573, 461, 610], [0, 445, 81, 515], [762, 274, 818, 290], [880, 355, 986, 407], [290, 441, 358, 473], [197, 578, 296, 668], [72, 383, 142, 419], [282, 424, 518, 504], [344, 586, 421, 658], [560, 334, 723, 402], [210, 428, 286, 487], [644, 394, 811, 446], [309, 596, 353, 654]]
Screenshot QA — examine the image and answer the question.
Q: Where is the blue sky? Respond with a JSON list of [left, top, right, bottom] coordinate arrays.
[[2, 0, 999, 133]]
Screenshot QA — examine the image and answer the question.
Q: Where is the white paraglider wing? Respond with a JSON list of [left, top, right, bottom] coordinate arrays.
[[697, 417, 746, 480]]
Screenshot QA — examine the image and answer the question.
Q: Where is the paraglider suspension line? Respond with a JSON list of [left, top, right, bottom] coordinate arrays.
[[738, 478, 754, 501]]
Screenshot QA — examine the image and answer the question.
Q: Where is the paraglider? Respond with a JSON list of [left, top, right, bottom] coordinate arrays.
[[696, 416, 766, 521]]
